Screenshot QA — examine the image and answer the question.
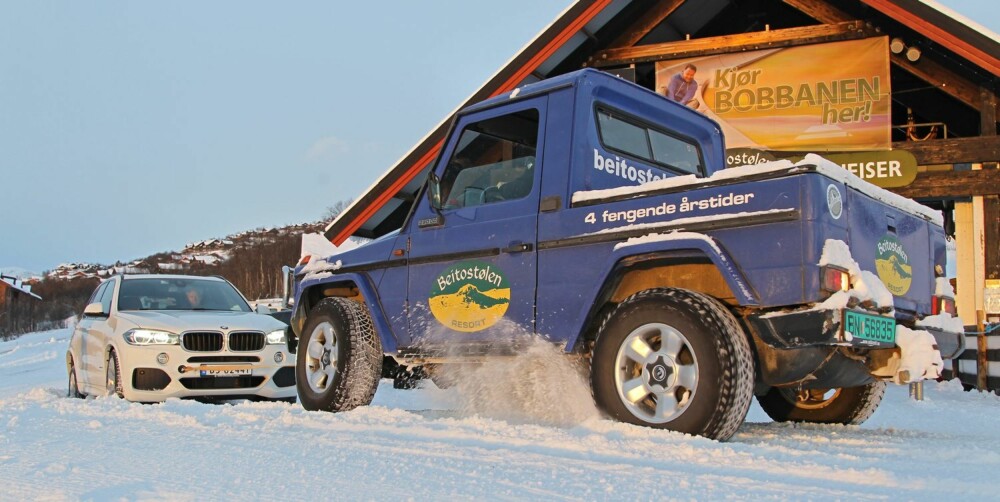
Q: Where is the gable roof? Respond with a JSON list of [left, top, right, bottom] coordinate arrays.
[[323, 0, 1000, 245], [0, 277, 42, 301]]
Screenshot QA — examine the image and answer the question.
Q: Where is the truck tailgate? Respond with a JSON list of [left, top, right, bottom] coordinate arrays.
[[844, 185, 935, 316]]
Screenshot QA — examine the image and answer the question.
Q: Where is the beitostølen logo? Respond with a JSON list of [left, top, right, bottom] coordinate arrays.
[[875, 234, 912, 296], [429, 261, 510, 332]]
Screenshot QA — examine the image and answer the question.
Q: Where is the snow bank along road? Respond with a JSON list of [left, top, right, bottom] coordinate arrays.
[[2, 329, 999, 500]]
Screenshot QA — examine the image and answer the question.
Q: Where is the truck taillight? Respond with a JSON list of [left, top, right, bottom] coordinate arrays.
[[298, 255, 312, 266], [931, 296, 956, 316], [821, 266, 850, 293]]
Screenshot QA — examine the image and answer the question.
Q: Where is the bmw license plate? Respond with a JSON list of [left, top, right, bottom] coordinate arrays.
[[843, 310, 896, 345], [200, 368, 251, 377]]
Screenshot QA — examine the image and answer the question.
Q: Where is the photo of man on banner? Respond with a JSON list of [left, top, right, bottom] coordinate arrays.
[[663, 63, 700, 108]]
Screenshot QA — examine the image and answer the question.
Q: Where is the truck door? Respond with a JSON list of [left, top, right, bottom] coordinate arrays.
[[406, 97, 545, 346]]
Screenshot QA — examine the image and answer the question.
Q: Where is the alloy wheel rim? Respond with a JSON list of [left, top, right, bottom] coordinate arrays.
[[614, 322, 699, 424], [305, 322, 338, 393]]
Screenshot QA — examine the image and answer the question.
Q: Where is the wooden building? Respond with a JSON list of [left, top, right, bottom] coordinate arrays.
[[0, 275, 42, 338], [325, 0, 999, 326]]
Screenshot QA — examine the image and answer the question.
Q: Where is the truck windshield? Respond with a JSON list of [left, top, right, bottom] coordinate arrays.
[[117, 278, 251, 312]]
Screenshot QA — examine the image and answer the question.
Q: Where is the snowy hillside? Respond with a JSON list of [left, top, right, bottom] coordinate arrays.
[[0, 267, 39, 281], [2, 328, 999, 499]]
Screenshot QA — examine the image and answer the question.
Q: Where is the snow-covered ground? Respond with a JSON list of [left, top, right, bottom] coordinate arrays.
[[2, 328, 999, 500]]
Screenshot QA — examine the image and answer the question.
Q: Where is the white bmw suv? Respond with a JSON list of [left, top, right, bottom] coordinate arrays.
[[67, 274, 296, 402]]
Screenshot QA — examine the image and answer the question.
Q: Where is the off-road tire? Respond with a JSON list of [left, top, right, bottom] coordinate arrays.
[[756, 381, 886, 425], [591, 288, 754, 441], [297, 297, 382, 412], [106, 350, 124, 399], [67, 358, 84, 399]]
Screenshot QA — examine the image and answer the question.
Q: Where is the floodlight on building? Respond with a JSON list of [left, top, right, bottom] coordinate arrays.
[[890, 37, 906, 54], [906, 46, 922, 62]]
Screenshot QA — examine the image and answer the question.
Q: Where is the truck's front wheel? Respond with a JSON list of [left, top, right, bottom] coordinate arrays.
[[756, 381, 886, 425], [297, 297, 382, 412], [590, 288, 754, 441]]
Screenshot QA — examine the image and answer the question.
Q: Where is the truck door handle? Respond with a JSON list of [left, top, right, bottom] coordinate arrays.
[[502, 243, 533, 254]]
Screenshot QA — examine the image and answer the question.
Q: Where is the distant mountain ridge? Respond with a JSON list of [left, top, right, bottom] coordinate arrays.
[[2, 220, 324, 339], [0, 267, 41, 281], [40, 221, 323, 283]]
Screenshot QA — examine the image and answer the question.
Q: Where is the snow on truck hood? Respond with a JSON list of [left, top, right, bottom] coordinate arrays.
[[116, 310, 286, 333], [572, 154, 943, 226]]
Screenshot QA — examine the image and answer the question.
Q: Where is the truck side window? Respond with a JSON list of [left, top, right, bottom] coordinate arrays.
[[439, 109, 539, 209], [597, 107, 703, 177]]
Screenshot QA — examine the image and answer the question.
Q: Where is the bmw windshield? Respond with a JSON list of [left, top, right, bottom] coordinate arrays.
[[117, 278, 251, 312]]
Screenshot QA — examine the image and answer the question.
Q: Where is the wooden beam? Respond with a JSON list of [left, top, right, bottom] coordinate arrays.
[[588, 21, 873, 67], [608, 0, 685, 49], [983, 87, 998, 135], [891, 168, 1000, 198], [781, 0, 852, 24], [893, 136, 1000, 165], [782, 0, 998, 118], [862, 0, 1000, 77], [893, 53, 993, 114]]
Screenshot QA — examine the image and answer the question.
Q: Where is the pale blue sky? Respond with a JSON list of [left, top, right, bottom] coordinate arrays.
[[1, 1, 996, 273]]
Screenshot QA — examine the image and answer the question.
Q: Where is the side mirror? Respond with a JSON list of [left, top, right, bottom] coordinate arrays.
[[281, 265, 294, 309], [255, 304, 272, 315], [83, 302, 106, 317], [427, 171, 442, 208]]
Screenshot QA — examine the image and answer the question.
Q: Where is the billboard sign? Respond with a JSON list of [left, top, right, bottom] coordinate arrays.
[[656, 37, 891, 152]]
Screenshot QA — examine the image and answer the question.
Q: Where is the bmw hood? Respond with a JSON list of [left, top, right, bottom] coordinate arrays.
[[116, 310, 287, 334]]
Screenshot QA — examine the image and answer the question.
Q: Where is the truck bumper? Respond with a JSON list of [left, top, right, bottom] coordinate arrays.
[[747, 308, 964, 359], [746, 307, 964, 388], [921, 325, 964, 360]]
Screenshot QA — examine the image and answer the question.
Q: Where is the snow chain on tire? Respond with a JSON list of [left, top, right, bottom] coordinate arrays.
[[297, 297, 382, 412], [107, 351, 123, 399], [590, 288, 755, 441]]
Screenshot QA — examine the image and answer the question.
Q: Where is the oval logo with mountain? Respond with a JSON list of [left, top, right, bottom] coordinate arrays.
[[875, 234, 912, 296], [429, 261, 510, 332]]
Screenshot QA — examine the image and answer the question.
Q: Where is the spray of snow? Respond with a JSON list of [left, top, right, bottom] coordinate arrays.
[[421, 321, 599, 427]]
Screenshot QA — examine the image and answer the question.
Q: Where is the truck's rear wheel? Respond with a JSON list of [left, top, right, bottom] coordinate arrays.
[[297, 297, 382, 412], [756, 381, 886, 425], [590, 288, 754, 441]]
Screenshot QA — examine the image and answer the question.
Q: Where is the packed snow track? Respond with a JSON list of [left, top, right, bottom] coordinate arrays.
[[2, 329, 998, 500]]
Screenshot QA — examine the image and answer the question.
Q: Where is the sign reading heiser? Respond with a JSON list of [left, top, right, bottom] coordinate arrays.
[[822, 150, 918, 188]]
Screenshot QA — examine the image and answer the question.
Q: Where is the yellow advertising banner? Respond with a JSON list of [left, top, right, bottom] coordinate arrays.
[[655, 37, 891, 151]]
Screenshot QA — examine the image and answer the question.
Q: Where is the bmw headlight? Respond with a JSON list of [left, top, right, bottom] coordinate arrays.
[[124, 329, 179, 346], [266, 329, 287, 345]]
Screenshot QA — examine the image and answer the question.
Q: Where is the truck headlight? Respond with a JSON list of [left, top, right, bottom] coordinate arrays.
[[124, 329, 179, 346], [266, 329, 287, 345]]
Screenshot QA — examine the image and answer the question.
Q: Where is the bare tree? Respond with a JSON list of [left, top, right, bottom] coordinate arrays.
[[323, 199, 353, 222]]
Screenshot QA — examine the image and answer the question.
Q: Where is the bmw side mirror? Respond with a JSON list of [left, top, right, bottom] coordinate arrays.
[[255, 304, 272, 314], [83, 302, 106, 317]]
